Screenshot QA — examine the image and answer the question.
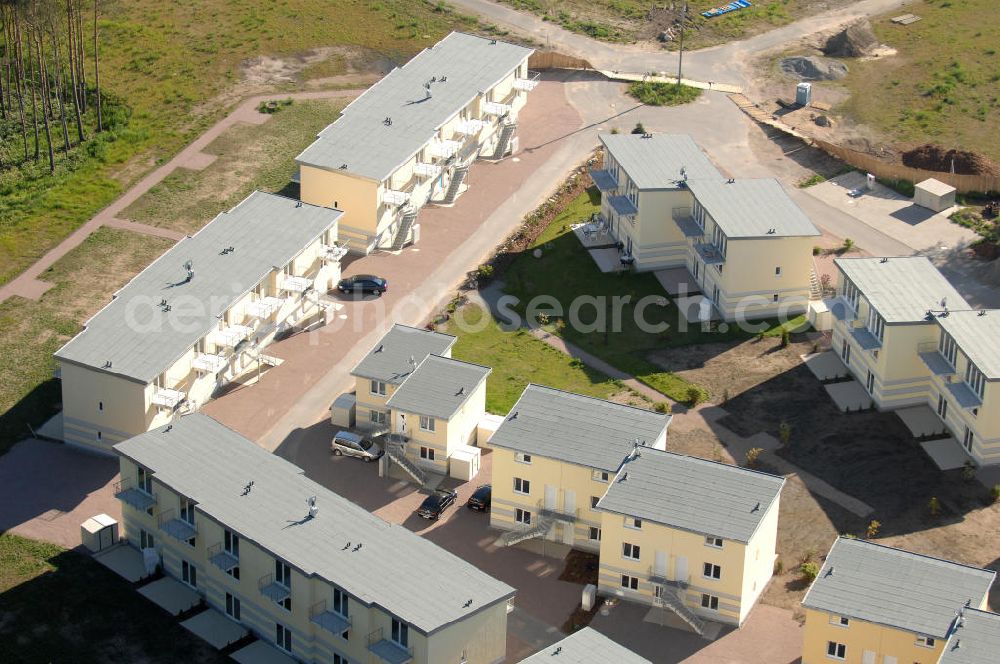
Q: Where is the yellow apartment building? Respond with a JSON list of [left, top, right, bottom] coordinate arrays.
[[590, 134, 821, 320], [349, 323, 457, 438], [488, 384, 671, 553], [519, 627, 651, 663], [595, 447, 784, 631], [296, 32, 535, 254], [828, 257, 1000, 465], [114, 414, 515, 664], [55, 192, 344, 454], [801, 537, 995, 664], [384, 354, 491, 481]]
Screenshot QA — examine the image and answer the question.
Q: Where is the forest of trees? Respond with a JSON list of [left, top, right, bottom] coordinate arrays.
[[0, 0, 106, 174]]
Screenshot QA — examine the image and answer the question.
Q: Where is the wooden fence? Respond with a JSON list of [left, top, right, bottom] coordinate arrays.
[[528, 51, 595, 71]]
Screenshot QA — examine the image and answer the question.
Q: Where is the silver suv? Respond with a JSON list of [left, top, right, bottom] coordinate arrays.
[[331, 431, 383, 462]]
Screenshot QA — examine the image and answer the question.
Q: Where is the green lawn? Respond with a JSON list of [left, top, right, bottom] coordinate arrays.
[[444, 304, 631, 414], [0, 0, 488, 287], [840, 0, 1000, 163], [123, 97, 348, 234], [628, 81, 702, 106], [0, 229, 174, 457], [500, 188, 802, 402], [0, 533, 226, 663]]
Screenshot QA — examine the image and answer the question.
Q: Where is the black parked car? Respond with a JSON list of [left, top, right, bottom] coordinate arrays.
[[416, 488, 458, 520], [336, 274, 388, 296], [466, 485, 491, 512]]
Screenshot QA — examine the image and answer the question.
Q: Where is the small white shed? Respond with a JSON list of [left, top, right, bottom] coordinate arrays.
[[81, 513, 118, 553], [475, 413, 505, 450], [449, 445, 482, 482], [330, 393, 356, 428], [914, 178, 957, 213]]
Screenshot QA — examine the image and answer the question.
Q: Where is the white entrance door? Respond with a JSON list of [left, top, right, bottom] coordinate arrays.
[[675, 556, 688, 583], [883, 657, 897, 664], [861, 651, 875, 664], [564, 489, 576, 515], [395, 411, 407, 438], [654, 551, 667, 578], [544, 485, 557, 511]]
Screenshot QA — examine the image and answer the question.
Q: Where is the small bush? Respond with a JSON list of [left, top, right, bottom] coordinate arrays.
[[991, 485, 1000, 503], [476, 263, 494, 283], [842, 238, 855, 252], [866, 520, 881, 538], [774, 559, 784, 574], [256, 98, 293, 114], [812, 245, 822, 256], [928, 496, 941, 517], [722, 388, 730, 403], [627, 81, 702, 106], [780, 328, 790, 348], [745, 447, 764, 468], [800, 562, 820, 582], [799, 174, 826, 188], [961, 460, 976, 482], [654, 401, 671, 414], [778, 421, 792, 446], [631, 122, 646, 135], [686, 386, 704, 406]]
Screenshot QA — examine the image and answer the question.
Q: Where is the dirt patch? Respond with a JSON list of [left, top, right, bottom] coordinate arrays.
[[902, 144, 1000, 177], [822, 19, 879, 57], [559, 549, 600, 585], [780, 56, 848, 81]]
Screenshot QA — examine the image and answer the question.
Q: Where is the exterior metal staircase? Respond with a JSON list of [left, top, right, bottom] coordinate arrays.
[[491, 122, 517, 160], [809, 268, 822, 301], [653, 586, 705, 635], [389, 207, 418, 251], [441, 166, 469, 205], [386, 445, 427, 486], [497, 516, 554, 547]]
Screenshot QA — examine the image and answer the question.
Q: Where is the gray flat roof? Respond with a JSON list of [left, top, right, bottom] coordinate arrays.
[[801, 538, 995, 639], [114, 414, 514, 634], [519, 627, 651, 664], [599, 134, 722, 190], [685, 178, 820, 238], [487, 385, 670, 472], [834, 257, 969, 324], [597, 447, 784, 543], [385, 354, 491, 420], [296, 32, 532, 182], [939, 609, 1000, 664], [55, 192, 342, 383], [350, 324, 456, 384], [936, 310, 1000, 379]]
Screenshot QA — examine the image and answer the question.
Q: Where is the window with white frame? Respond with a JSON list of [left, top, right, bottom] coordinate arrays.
[[369, 410, 387, 425], [705, 536, 723, 548], [589, 527, 601, 541], [775, 266, 782, 276], [182, 560, 197, 588], [624, 516, 642, 530], [620, 574, 638, 591], [370, 380, 386, 396], [939, 332, 958, 367], [866, 308, 885, 342], [226, 592, 241, 621], [276, 623, 292, 653], [137, 467, 153, 494], [591, 496, 600, 509], [622, 543, 640, 560], [703, 563, 721, 579], [140, 529, 154, 550], [515, 509, 531, 525], [515, 452, 532, 464], [275, 560, 291, 588], [391, 618, 409, 649], [830, 615, 849, 627], [593, 470, 610, 483], [915, 636, 935, 648], [180, 498, 195, 525], [332, 587, 349, 619], [419, 415, 435, 432], [965, 361, 986, 400], [419, 446, 435, 461], [964, 426, 975, 453], [841, 277, 860, 312], [701, 594, 719, 611], [224, 529, 240, 579], [826, 641, 846, 660], [513, 477, 530, 495]]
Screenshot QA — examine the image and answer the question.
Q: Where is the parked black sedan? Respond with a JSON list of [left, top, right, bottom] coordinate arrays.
[[466, 485, 491, 512], [336, 274, 388, 296], [416, 488, 458, 520]]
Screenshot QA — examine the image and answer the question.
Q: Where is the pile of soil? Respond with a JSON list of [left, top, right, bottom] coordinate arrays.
[[780, 55, 849, 81], [902, 144, 1000, 176], [823, 19, 879, 57]]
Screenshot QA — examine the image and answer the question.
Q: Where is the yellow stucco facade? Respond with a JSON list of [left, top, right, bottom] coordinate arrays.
[[801, 607, 954, 664]]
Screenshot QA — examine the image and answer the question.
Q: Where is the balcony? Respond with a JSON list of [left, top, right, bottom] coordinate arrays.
[[246, 296, 286, 319], [917, 342, 957, 376], [828, 298, 857, 323], [589, 169, 618, 192], [322, 245, 349, 264], [850, 326, 882, 351], [258, 573, 291, 603], [453, 119, 486, 136], [207, 543, 239, 573], [382, 189, 410, 206], [114, 479, 156, 511], [413, 162, 441, 178], [482, 100, 511, 116], [152, 387, 186, 409], [309, 600, 351, 635], [513, 77, 539, 92], [539, 506, 579, 523], [648, 568, 690, 588], [692, 243, 725, 266], [427, 139, 461, 158], [158, 509, 197, 541], [946, 381, 983, 410], [367, 628, 412, 664], [280, 275, 313, 294], [214, 324, 253, 347], [192, 353, 228, 374], [672, 208, 703, 238], [607, 195, 638, 217]]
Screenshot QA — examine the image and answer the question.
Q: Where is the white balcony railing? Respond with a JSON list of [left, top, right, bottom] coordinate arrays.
[[152, 387, 186, 409], [382, 189, 410, 206], [192, 353, 228, 374], [246, 296, 285, 319], [513, 78, 539, 92], [454, 119, 486, 135], [214, 324, 253, 347], [413, 162, 441, 178], [427, 139, 461, 158], [281, 275, 313, 294], [483, 101, 511, 116], [322, 245, 349, 263]]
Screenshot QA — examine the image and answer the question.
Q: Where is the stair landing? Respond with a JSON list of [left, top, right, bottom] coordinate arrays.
[[642, 607, 723, 640]]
